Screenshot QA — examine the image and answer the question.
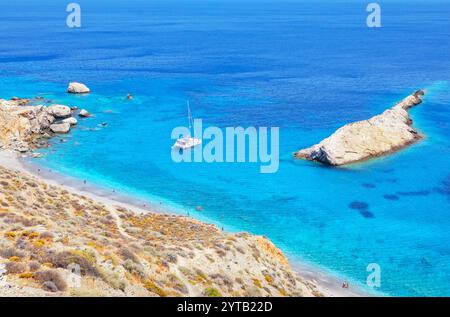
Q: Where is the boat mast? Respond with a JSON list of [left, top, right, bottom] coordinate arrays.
[[187, 100, 193, 136]]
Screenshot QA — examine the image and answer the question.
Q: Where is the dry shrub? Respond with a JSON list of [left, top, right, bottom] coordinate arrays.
[[100, 270, 127, 291], [0, 247, 25, 259], [164, 253, 178, 264], [39, 231, 54, 240], [2, 213, 35, 227], [34, 270, 67, 292], [118, 247, 139, 263], [122, 259, 145, 278], [166, 274, 188, 294], [28, 261, 41, 271], [44, 250, 98, 276], [5, 261, 27, 274]]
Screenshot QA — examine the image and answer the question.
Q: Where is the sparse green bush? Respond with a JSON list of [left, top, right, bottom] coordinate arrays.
[[144, 280, 167, 297], [204, 287, 222, 297]]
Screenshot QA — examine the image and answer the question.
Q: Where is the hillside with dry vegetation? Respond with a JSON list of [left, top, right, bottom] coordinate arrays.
[[0, 166, 320, 297]]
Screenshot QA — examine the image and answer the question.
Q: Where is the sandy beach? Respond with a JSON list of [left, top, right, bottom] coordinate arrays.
[[0, 149, 372, 297]]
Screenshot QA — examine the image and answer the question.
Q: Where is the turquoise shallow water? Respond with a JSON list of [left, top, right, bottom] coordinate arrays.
[[1, 0, 450, 296]]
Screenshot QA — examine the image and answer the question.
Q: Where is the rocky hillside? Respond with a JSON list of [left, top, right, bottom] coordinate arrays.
[[0, 97, 88, 154], [0, 166, 320, 297], [295, 90, 425, 166]]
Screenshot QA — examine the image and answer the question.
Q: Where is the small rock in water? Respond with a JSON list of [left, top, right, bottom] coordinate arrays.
[[78, 109, 91, 118], [67, 82, 90, 94]]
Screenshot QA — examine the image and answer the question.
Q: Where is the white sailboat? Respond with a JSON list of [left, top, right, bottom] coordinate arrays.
[[172, 101, 202, 150]]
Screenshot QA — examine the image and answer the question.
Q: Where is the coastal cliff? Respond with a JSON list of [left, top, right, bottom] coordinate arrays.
[[0, 98, 83, 154], [0, 166, 320, 297], [295, 90, 425, 166]]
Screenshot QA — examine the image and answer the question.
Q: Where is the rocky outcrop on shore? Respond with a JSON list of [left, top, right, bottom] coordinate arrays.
[[50, 122, 71, 134], [295, 90, 425, 166], [0, 97, 89, 154], [46, 105, 72, 118], [0, 166, 321, 297]]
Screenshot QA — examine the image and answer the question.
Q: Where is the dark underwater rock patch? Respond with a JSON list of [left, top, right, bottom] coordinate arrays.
[[349, 201, 369, 210], [421, 257, 433, 268], [272, 196, 298, 203], [348, 201, 375, 219], [362, 183, 376, 189], [383, 194, 399, 201], [359, 210, 375, 218], [397, 190, 430, 197], [433, 175, 450, 198]]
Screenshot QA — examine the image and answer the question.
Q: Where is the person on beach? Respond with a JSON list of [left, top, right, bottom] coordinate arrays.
[[342, 281, 349, 289]]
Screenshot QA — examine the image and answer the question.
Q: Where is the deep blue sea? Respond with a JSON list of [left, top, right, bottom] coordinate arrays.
[[1, 0, 449, 296]]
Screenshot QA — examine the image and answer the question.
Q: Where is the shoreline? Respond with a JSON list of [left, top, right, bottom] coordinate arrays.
[[0, 149, 373, 297]]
